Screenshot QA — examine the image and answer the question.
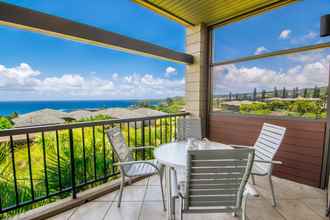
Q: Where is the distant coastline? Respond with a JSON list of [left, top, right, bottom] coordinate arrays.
[[0, 99, 162, 116]]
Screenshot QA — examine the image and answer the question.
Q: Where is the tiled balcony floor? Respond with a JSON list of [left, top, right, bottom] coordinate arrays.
[[49, 175, 327, 220]]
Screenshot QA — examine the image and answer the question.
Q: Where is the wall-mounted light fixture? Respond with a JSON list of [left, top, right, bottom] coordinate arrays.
[[321, 14, 330, 37]]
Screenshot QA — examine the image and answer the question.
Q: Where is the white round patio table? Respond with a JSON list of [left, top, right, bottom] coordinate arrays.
[[154, 141, 233, 220]]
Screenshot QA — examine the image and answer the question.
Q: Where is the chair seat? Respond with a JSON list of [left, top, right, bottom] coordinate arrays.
[[251, 163, 268, 176], [124, 160, 160, 177]]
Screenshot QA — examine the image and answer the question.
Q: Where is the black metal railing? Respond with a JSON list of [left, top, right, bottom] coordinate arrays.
[[0, 112, 188, 215]]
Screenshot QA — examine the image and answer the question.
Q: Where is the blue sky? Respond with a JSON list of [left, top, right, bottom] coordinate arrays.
[[0, 0, 185, 100], [0, 0, 329, 100], [213, 0, 330, 95]]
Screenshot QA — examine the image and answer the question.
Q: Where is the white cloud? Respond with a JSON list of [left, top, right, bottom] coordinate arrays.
[[213, 53, 330, 95], [279, 29, 291, 39], [165, 66, 177, 77], [254, 46, 268, 55], [304, 31, 318, 40], [287, 51, 324, 63], [290, 31, 319, 44], [0, 63, 185, 100]]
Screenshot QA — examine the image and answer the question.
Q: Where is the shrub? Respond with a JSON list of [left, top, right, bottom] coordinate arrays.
[[268, 100, 290, 111], [0, 117, 13, 130], [77, 114, 112, 122], [288, 100, 321, 115], [254, 109, 271, 115], [240, 102, 268, 112]]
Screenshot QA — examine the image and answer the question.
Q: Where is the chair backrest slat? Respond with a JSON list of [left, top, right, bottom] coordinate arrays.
[[254, 123, 286, 172], [177, 118, 202, 141], [184, 148, 255, 212], [106, 127, 133, 163]]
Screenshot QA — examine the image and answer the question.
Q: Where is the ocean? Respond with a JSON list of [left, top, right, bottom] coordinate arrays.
[[0, 100, 161, 116]]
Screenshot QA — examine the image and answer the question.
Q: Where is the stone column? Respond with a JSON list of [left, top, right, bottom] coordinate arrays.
[[185, 24, 209, 136]]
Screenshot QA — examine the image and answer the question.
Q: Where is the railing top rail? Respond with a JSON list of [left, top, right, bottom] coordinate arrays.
[[0, 112, 189, 137]]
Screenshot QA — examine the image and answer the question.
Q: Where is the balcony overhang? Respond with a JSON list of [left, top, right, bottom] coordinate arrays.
[[0, 2, 194, 64], [133, 0, 298, 28]]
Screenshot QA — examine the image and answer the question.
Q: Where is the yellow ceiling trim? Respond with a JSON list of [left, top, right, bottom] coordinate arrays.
[[132, 0, 195, 27], [133, 0, 298, 29], [209, 0, 299, 29]]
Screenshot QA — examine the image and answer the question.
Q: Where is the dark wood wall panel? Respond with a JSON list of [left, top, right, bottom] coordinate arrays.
[[208, 113, 326, 187]]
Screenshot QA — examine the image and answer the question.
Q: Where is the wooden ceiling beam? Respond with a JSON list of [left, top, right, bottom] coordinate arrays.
[[0, 2, 194, 64]]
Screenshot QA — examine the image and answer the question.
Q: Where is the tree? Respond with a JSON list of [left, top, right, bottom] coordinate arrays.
[[9, 112, 18, 119], [228, 92, 232, 101], [292, 87, 299, 98], [252, 88, 257, 101], [243, 94, 248, 100], [216, 98, 220, 108], [313, 86, 320, 98], [303, 88, 308, 98], [166, 98, 174, 105], [137, 100, 150, 108], [295, 87, 299, 98], [274, 87, 278, 97], [282, 87, 287, 98], [261, 89, 266, 100]]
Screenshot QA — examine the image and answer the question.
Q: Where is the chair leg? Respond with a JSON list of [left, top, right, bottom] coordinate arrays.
[[128, 177, 132, 185], [251, 174, 256, 185], [118, 175, 125, 207], [159, 172, 166, 211], [160, 164, 165, 181], [241, 194, 248, 220], [180, 197, 183, 220], [172, 196, 176, 216], [268, 174, 277, 207]]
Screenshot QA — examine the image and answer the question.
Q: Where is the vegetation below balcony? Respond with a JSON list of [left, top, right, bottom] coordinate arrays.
[[0, 112, 186, 218], [213, 86, 328, 119]]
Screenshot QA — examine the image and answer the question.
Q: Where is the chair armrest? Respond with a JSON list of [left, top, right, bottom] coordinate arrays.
[[230, 144, 253, 148], [255, 159, 282, 165], [231, 145, 255, 150], [113, 161, 146, 166], [113, 160, 159, 170], [129, 146, 155, 151]]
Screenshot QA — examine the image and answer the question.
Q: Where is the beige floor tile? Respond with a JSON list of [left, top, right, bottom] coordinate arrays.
[[144, 186, 164, 201], [276, 199, 325, 220], [139, 202, 167, 220], [104, 202, 142, 220], [302, 198, 328, 219], [133, 177, 149, 186], [37, 175, 328, 220], [253, 176, 325, 202], [69, 202, 110, 220], [182, 213, 235, 220], [94, 191, 118, 202], [246, 198, 285, 220], [148, 175, 161, 186], [47, 208, 76, 220], [116, 186, 146, 202]]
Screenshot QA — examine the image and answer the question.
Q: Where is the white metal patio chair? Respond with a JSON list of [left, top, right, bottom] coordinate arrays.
[[176, 118, 202, 141], [176, 148, 255, 220], [231, 123, 286, 207], [106, 127, 166, 209]]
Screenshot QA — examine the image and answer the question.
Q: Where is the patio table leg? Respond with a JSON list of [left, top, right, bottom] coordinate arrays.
[[165, 166, 174, 220]]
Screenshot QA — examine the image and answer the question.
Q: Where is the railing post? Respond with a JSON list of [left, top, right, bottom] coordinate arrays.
[[69, 128, 76, 199], [142, 120, 145, 160]]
